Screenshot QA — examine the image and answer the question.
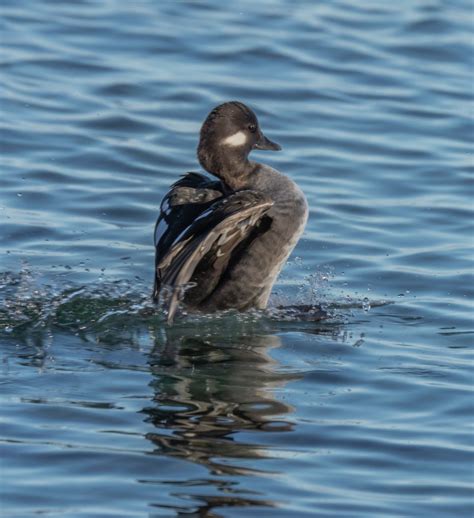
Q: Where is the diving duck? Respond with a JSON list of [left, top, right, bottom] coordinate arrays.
[[153, 101, 308, 323]]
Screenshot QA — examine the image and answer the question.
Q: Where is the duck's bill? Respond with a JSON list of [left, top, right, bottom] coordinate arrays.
[[253, 133, 281, 151]]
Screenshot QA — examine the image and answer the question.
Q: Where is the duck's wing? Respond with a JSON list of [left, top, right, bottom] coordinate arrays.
[[156, 190, 274, 324], [153, 173, 226, 301]]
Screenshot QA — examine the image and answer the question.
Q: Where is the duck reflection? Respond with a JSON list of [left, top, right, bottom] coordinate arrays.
[[143, 319, 301, 479]]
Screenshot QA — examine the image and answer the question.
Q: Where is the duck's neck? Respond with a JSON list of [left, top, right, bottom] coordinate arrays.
[[216, 160, 257, 191], [198, 144, 256, 190]]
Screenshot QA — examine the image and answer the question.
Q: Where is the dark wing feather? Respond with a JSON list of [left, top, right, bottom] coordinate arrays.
[[156, 190, 273, 323], [153, 172, 226, 301]]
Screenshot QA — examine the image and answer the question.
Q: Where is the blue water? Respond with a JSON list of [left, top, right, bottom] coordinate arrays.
[[1, 1, 473, 516]]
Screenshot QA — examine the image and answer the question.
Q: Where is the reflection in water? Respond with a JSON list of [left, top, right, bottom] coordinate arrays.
[[2, 295, 347, 516], [143, 320, 302, 514]]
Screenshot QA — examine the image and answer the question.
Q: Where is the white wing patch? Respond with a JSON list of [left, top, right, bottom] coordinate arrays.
[[222, 130, 247, 147]]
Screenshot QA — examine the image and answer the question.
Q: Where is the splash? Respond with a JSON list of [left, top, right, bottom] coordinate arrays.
[[270, 260, 390, 319], [0, 260, 385, 339], [0, 266, 160, 338]]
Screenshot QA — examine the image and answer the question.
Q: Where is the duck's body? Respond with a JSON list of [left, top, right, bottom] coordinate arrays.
[[153, 102, 308, 323], [199, 162, 308, 312]]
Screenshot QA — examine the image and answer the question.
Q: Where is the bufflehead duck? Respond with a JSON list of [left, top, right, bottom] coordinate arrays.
[[153, 101, 308, 323]]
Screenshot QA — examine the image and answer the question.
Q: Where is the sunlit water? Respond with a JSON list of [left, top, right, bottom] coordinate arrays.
[[1, 1, 473, 516]]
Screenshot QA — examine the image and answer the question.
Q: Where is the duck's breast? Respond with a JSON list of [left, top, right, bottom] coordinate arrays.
[[247, 164, 308, 299]]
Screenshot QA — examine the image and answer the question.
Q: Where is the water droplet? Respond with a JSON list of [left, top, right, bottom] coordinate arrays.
[[362, 297, 371, 312]]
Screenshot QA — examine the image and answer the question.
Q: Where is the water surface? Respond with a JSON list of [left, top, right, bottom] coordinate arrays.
[[1, 1, 473, 516]]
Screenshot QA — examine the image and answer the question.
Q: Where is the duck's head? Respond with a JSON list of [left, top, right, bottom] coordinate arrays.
[[197, 101, 281, 187]]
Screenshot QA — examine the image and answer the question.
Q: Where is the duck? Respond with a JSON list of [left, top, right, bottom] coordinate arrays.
[[153, 101, 308, 323]]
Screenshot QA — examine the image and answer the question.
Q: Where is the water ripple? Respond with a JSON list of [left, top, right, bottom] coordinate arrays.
[[1, 0, 473, 516]]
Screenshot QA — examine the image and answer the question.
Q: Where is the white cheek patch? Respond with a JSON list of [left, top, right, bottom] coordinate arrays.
[[222, 131, 247, 147]]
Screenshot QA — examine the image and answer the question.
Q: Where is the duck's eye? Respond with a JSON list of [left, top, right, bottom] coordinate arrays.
[[248, 124, 257, 133]]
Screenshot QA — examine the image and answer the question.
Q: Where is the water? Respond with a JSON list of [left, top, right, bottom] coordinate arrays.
[[1, 0, 473, 516]]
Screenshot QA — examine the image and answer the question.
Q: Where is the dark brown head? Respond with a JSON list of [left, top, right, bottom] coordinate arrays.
[[197, 101, 280, 184]]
